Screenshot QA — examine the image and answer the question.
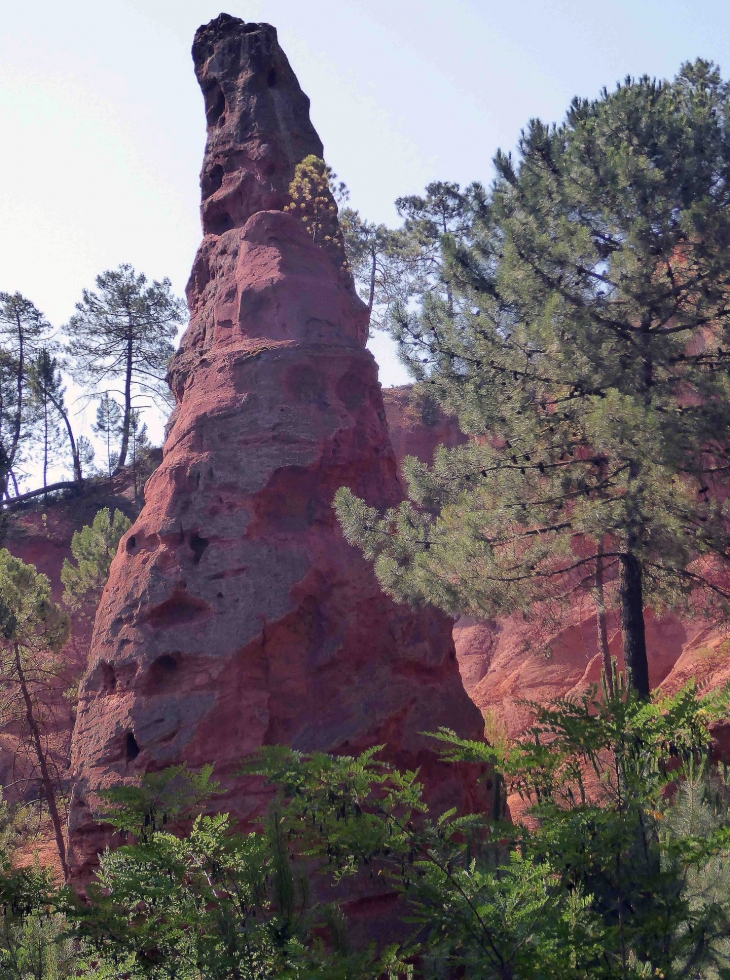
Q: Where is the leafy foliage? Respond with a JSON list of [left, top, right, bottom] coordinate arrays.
[[68, 762, 395, 979], [0, 684, 724, 976]]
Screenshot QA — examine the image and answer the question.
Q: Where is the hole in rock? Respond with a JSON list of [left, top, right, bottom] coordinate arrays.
[[217, 592, 224, 599], [206, 210, 234, 235], [147, 591, 210, 629], [267, 67, 277, 87], [202, 163, 224, 199], [125, 732, 140, 762], [126, 536, 136, 552], [92, 661, 116, 694], [145, 654, 179, 693], [190, 532, 209, 564]]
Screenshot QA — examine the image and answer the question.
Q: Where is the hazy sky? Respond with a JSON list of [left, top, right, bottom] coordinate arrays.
[[2, 0, 730, 478]]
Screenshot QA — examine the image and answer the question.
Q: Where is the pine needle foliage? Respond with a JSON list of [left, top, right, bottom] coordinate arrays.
[[0, 293, 53, 497], [28, 350, 82, 487], [92, 393, 123, 479], [0, 552, 70, 877], [60, 508, 131, 609], [339, 208, 410, 328], [337, 59, 730, 696], [66, 264, 184, 474]]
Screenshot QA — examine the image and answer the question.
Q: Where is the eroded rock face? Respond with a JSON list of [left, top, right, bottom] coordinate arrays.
[[68, 15, 486, 880], [382, 385, 468, 465], [1, 474, 147, 873], [457, 606, 692, 738], [193, 14, 323, 237]]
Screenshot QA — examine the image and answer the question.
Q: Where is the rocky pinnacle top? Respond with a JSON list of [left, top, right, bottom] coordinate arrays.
[[192, 13, 325, 236]]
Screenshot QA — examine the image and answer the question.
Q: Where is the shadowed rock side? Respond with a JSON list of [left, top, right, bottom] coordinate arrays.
[[67, 15, 486, 881]]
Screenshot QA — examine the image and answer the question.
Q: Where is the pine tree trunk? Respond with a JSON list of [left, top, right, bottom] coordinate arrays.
[[42, 399, 48, 494], [6, 311, 24, 499], [619, 551, 650, 698], [595, 544, 614, 697], [115, 335, 133, 473], [49, 393, 82, 484], [441, 214, 455, 319], [14, 643, 68, 879], [368, 248, 376, 314]]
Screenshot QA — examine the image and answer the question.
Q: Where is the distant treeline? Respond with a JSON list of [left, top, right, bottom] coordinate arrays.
[[0, 264, 185, 503]]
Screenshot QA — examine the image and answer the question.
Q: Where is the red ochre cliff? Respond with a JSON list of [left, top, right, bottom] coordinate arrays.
[[67, 16, 486, 879], [0, 473, 146, 873], [381, 386, 467, 466]]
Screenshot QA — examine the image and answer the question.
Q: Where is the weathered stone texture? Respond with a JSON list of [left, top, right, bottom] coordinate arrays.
[[67, 15, 485, 879]]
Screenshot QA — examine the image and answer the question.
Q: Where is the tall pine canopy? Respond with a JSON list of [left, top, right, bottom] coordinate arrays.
[[337, 60, 730, 696], [66, 264, 185, 474], [0, 293, 52, 497]]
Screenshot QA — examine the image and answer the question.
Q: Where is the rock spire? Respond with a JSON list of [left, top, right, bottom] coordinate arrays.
[[67, 15, 486, 880]]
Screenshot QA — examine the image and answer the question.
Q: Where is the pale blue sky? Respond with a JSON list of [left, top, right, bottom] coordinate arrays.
[[1, 0, 729, 479]]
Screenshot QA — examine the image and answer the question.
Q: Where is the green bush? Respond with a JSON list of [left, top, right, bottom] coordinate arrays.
[[0, 681, 729, 977]]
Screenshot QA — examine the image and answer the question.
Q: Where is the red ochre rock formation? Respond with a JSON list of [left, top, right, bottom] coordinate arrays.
[[381, 385, 467, 466], [67, 15, 486, 880], [0, 474, 146, 874], [0, 477, 145, 793], [458, 604, 706, 738]]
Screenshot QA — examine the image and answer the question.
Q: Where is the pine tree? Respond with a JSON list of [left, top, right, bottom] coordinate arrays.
[[30, 361, 60, 495], [128, 408, 153, 500], [0, 293, 52, 498], [28, 349, 82, 490], [75, 435, 95, 480], [0, 552, 70, 877], [66, 264, 184, 474], [337, 60, 730, 697], [394, 180, 472, 317], [339, 209, 410, 328], [283, 155, 351, 276], [61, 508, 131, 609], [92, 394, 122, 479]]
